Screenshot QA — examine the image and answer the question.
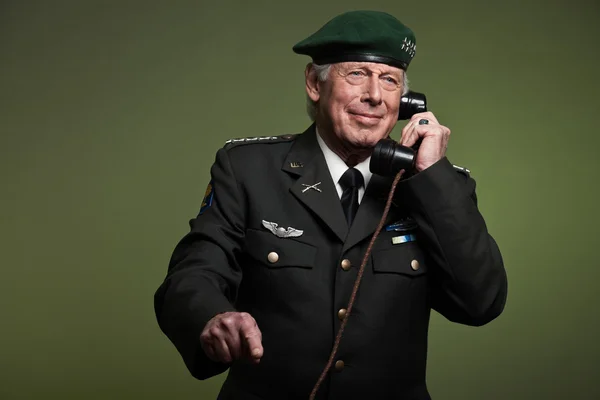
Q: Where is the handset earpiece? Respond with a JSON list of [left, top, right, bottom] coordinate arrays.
[[398, 91, 427, 120]]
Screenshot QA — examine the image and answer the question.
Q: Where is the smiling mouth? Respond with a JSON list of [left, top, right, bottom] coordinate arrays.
[[350, 112, 383, 121]]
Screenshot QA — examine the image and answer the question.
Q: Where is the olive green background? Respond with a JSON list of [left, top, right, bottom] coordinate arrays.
[[1, 0, 599, 399]]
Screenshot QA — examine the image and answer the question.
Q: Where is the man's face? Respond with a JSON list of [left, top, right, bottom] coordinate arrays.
[[310, 61, 404, 150]]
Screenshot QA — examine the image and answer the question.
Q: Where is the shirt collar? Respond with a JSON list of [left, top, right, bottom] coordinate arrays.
[[315, 127, 373, 188]]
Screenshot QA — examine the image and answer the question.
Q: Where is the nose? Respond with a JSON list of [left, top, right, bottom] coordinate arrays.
[[361, 75, 382, 106]]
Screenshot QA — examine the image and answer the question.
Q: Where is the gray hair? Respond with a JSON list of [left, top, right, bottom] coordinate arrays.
[[306, 63, 410, 121]]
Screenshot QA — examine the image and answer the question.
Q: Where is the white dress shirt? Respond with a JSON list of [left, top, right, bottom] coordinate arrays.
[[316, 128, 373, 204]]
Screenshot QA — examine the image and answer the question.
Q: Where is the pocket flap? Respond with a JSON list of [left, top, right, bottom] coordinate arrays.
[[371, 243, 428, 276], [245, 229, 316, 268]]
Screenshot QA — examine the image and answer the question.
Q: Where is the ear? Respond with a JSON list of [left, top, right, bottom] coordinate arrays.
[[305, 63, 320, 102]]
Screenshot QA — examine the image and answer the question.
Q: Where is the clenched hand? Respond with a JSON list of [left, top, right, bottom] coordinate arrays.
[[200, 312, 263, 364]]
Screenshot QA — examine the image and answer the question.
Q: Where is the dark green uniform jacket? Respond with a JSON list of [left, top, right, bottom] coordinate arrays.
[[154, 124, 508, 400]]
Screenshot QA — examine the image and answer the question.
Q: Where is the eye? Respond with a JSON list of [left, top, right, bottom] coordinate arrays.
[[349, 70, 364, 76], [383, 76, 398, 84]]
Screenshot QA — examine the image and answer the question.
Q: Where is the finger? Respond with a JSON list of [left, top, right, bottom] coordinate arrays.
[[401, 119, 420, 147], [202, 342, 219, 362], [239, 316, 263, 360], [214, 338, 233, 364], [414, 124, 434, 139], [200, 324, 223, 347], [240, 332, 261, 364], [414, 124, 450, 144], [410, 111, 439, 125], [224, 331, 242, 361], [204, 325, 233, 364], [400, 119, 413, 145], [219, 315, 243, 361], [243, 328, 263, 360], [399, 119, 413, 146], [412, 118, 433, 133]]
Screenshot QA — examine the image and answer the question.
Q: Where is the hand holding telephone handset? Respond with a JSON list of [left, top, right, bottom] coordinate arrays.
[[370, 90, 427, 176]]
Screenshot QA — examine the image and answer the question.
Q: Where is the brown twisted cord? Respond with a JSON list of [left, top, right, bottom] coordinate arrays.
[[309, 170, 404, 400]]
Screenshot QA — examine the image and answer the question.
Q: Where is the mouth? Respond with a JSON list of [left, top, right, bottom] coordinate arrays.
[[349, 112, 383, 124]]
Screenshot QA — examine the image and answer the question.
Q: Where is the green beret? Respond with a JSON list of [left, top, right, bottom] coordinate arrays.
[[293, 10, 416, 70]]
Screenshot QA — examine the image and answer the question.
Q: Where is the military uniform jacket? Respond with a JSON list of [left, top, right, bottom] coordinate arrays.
[[154, 124, 508, 400]]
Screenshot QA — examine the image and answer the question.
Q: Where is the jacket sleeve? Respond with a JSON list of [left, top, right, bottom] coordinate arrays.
[[154, 146, 244, 379], [396, 157, 508, 326]]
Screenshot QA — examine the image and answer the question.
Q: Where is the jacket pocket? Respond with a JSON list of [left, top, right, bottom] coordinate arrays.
[[371, 242, 428, 277], [244, 229, 316, 269]]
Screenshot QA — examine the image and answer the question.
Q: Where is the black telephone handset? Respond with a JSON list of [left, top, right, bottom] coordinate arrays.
[[369, 90, 426, 177]]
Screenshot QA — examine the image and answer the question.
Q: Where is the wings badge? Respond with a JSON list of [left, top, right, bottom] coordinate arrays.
[[262, 220, 303, 238]]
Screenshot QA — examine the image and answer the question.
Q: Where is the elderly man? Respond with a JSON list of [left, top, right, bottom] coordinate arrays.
[[154, 10, 507, 400]]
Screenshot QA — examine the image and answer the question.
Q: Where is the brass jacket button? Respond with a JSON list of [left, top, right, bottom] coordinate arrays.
[[335, 360, 344, 371], [341, 259, 351, 271], [411, 259, 420, 271], [268, 252, 279, 263], [337, 308, 347, 321]]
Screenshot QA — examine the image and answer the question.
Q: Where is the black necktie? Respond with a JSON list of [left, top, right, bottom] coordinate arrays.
[[339, 167, 364, 227]]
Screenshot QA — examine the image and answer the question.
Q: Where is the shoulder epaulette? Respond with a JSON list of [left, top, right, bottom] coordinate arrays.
[[452, 164, 471, 177], [224, 134, 298, 148]]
